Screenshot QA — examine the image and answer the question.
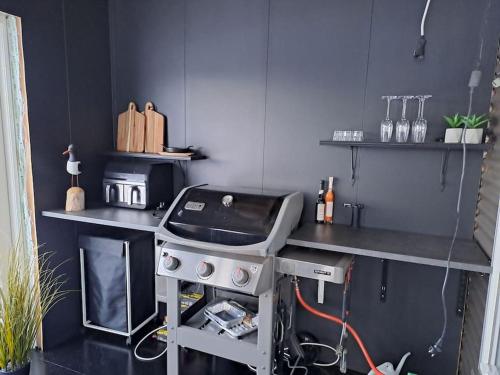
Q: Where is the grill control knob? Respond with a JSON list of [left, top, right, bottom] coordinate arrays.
[[196, 261, 214, 278], [163, 255, 180, 271], [232, 267, 250, 286]]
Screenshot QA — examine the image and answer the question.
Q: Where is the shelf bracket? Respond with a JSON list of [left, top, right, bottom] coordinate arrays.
[[380, 259, 388, 302], [440, 149, 450, 192], [456, 270, 469, 316], [317, 280, 325, 304], [350, 146, 358, 186]]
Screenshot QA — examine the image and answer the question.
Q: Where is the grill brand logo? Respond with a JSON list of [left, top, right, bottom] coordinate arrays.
[[313, 270, 331, 276], [184, 201, 205, 211]]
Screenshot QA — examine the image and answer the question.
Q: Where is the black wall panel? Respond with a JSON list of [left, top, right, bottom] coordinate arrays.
[[0, 0, 113, 348], [108, 0, 500, 373], [109, 0, 186, 192], [263, 0, 373, 225], [184, 0, 269, 188], [357, 0, 493, 236], [1, 0, 494, 371]]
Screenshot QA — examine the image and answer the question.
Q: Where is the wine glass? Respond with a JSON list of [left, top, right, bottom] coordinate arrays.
[[411, 96, 428, 143], [395, 96, 411, 143], [380, 96, 395, 142]]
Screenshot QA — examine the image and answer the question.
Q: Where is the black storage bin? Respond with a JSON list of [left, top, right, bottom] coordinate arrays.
[[79, 232, 156, 339]]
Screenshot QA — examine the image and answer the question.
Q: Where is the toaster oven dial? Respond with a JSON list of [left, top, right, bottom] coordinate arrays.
[[163, 255, 180, 271], [196, 261, 214, 279], [232, 267, 250, 287]]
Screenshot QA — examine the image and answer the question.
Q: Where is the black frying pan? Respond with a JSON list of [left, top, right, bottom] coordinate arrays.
[[162, 145, 194, 153]]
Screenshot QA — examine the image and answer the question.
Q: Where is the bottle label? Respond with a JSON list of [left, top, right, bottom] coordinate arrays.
[[316, 203, 325, 221], [326, 202, 334, 218]]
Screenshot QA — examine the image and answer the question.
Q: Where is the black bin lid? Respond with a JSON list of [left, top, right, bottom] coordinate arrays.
[[165, 186, 285, 246]]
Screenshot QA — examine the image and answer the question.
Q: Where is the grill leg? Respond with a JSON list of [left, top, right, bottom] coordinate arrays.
[[167, 277, 180, 375], [257, 287, 275, 375]]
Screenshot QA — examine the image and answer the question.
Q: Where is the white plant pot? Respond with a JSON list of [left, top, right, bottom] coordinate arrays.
[[463, 128, 483, 144], [444, 128, 463, 143]]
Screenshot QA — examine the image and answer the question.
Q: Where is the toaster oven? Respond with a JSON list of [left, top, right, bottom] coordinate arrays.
[[103, 160, 173, 210]]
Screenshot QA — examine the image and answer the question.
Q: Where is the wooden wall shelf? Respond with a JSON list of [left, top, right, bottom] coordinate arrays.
[[106, 151, 206, 161]]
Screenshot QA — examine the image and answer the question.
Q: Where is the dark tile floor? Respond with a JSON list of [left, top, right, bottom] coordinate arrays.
[[30, 329, 360, 375], [31, 329, 251, 375]]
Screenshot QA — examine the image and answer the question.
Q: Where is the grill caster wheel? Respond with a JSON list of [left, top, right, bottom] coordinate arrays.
[[126, 337, 132, 346]]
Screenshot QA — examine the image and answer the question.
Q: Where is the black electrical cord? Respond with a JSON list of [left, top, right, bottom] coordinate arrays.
[[429, 0, 490, 355], [429, 86, 475, 358]]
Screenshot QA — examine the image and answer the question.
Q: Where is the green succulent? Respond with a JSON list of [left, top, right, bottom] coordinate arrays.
[[443, 114, 464, 128], [463, 114, 488, 129]]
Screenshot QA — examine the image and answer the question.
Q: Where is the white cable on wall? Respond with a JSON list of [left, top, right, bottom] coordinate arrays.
[[429, 0, 490, 355], [429, 71, 481, 357], [420, 0, 432, 36]]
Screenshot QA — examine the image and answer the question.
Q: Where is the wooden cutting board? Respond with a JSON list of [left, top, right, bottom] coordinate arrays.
[[116, 102, 145, 152], [144, 101, 165, 153]]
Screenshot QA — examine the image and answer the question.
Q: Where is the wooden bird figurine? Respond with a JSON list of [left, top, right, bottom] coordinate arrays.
[[62, 144, 82, 185], [62, 144, 85, 212]]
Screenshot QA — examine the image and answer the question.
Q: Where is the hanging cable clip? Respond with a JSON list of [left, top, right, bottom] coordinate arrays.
[[414, 0, 432, 59], [340, 348, 348, 373]]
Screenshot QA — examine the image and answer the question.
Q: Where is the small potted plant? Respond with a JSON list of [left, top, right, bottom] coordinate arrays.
[[444, 114, 464, 143], [463, 114, 488, 144], [0, 240, 68, 375]]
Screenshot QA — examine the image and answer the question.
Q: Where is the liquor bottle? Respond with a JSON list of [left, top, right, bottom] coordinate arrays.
[[315, 180, 326, 224], [325, 177, 335, 224]]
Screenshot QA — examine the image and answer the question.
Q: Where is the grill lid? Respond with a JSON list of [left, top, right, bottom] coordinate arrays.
[[164, 186, 285, 246]]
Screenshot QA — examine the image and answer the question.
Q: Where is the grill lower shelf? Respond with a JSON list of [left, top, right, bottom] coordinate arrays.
[[177, 299, 260, 366], [183, 298, 258, 345]]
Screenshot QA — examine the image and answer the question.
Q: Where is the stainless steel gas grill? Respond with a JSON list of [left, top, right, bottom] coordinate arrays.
[[156, 185, 303, 375], [157, 185, 303, 256]]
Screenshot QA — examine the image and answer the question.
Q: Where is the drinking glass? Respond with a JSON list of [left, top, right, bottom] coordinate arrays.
[[395, 96, 411, 143], [411, 96, 428, 143], [353, 131, 364, 142], [380, 96, 395, 142], [333, 130, 355, 141]]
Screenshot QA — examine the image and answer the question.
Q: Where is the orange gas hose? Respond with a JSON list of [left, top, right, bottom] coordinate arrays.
[[294, 283, 383, 375]]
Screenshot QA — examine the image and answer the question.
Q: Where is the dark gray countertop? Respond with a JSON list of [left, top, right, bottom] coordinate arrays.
[[42, 206, 164, 232], [41, 209, 491, 273], [287, 223, 491, 273]]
